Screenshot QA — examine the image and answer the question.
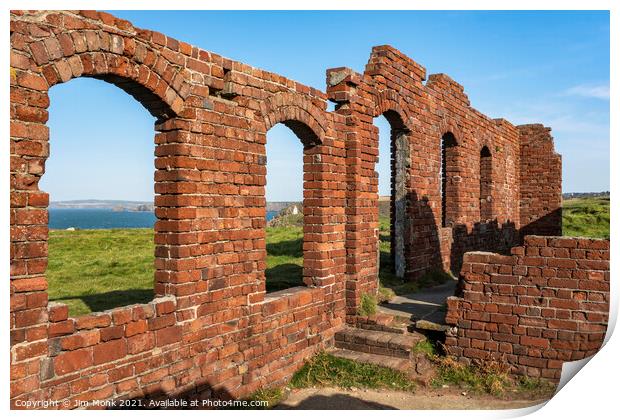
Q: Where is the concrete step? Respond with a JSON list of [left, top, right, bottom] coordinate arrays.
[[334, 327, 425, 359], [327, 348, 412, 372]]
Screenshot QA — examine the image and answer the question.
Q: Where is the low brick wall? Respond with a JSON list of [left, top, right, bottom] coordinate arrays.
[[13, 287, 342, 407], [445, 236, 610, 380]]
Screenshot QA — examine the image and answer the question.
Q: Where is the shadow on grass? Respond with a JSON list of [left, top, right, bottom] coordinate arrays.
[[266, 238, 303, 257], [266, 263, 304, 292], [52, 288, 154, 313]]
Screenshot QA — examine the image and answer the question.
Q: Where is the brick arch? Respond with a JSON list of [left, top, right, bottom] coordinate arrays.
[[23, 30, 190, 122], [473, 126, 495, 152], [437, 117, 466, 145], [437, 118, 465, 228], [259, 92, 327, 146], [370, 89, 415, 279], [373, 90, 415, 133]]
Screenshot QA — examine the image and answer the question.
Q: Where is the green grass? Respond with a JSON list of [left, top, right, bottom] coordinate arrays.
[[290, 351, 416, 392], [431, 357, 513, 396], [430, 356, 556, 398], [47, 225, 305, 316], [47, 215, 446, 316], [412, 339, 438, 358], [563, 197, 609, 239], [47, 229, 155, 316], [265, 225, 304, 292], [244, 387, 285, 409]]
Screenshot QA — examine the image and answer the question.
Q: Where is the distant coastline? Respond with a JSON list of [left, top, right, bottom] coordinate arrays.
[[50, 199, 302, 213], [49, 199, 154, 212], [48, 207, 280, 230]]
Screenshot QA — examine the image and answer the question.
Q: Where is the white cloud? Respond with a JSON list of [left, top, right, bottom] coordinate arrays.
[[564, 83, 610, 100]]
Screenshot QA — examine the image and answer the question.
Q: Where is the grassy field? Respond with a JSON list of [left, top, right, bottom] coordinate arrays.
[[562, 196, 609, 239], [47, 229, 155, 316], [47, 197, 609, 316], [265, 225, 304, 291], [47, 226, 305, 316]]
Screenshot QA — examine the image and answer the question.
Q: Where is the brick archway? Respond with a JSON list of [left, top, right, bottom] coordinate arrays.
[[24, 33, 189, 121], [10, 20, 191, 354], [373, 90, 415, 133], [259, 93, 332, 290], [260, 92, 328, 146], [372, 90, 414, 279]]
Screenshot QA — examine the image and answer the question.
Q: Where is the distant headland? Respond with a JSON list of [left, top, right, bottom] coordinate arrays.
[[49, 200, 154, 212]]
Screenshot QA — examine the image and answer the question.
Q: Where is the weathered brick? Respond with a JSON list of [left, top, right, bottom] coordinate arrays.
[[92, 339, 127, 364], [54, 348, 93, 375]]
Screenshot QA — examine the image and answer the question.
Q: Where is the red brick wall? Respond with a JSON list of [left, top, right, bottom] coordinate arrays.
[[519, 124, 563, 237], [445, 236, 610, 380], [10, 11, 564, 407]]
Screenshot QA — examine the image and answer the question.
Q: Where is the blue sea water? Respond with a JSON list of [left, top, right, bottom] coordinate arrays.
[[49, 208, 279, 229]]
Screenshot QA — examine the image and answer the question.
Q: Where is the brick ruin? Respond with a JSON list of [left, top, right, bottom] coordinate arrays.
[[10, 10, 609, 408]]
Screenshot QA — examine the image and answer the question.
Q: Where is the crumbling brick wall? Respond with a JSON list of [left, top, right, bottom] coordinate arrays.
[[445, 236, 610, 380], [10, 10, 569, 408]]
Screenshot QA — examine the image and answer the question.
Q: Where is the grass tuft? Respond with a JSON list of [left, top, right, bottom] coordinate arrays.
[[244, 387, 285, 409], [377, 285, 396, 303], [412, 339, 438, 357], [290, 351, 416, 392], [357, 293, 378, 316], [432, 357, 513, 396]]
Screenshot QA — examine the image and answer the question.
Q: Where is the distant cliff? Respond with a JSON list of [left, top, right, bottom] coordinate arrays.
[[267, 203, 303, 227], [266, 201, 301, 212]]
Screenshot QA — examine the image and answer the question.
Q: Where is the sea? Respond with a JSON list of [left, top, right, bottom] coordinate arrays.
[[49, 208, 279, 230]]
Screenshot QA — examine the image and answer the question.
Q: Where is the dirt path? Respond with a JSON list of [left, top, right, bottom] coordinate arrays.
[[277, 387, 550, 410]]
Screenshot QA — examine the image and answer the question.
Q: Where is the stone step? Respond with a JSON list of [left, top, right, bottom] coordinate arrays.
[[415, 319, 450, 332], [349, 313, 410, 334], [334, 327, 425, 359], [327, 348, 412, 372]]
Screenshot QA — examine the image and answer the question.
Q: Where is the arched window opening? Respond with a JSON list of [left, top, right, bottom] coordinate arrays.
[[375, 111, 409, 281], [440, 132, 458, 228], [480, 146, 493, 221], [265, 122, 318, 292], [41, 78, 158, 317]]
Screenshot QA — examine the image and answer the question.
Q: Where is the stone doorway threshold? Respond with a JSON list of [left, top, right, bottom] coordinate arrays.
[[378, 281, 458, 331]]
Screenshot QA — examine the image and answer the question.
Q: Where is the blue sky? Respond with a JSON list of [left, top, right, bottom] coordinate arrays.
[[40, 10, 609, 202]]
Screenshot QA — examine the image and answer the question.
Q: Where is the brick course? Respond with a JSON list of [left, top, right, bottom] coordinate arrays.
[[9, 10, 580, 407]]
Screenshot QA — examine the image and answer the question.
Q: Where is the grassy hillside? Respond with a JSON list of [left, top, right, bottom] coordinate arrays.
[[562, 196, 609, 239]]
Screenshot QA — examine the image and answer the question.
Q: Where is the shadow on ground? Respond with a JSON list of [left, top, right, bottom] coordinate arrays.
[[276, 393, 396, 410], [265, 263, 304, 292], [52, 288, 154, 313]]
